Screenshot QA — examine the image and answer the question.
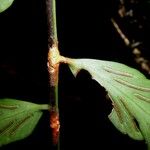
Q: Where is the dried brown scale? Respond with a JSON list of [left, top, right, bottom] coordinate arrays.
[[50, 110, 60, 145], [47, 43, 60, 86], [47, 43, 61, 145]]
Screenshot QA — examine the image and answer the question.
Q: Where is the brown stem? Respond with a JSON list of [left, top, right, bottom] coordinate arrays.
[[46, 0, 58, 47], [47, 33, 60, 147], [46, 0, 60, 147]]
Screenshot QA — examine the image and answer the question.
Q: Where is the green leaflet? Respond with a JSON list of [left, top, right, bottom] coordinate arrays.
[[68, 58, 150, 149], [0, 0, 14, 13], [0, 98, 49, 146]]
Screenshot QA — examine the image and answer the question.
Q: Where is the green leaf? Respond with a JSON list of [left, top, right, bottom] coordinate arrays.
[[0, 98, 49, 146], [0, 0, 14, 13], [68, 58, 150, 149]]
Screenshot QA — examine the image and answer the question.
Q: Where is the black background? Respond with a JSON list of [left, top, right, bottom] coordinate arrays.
[[0, 0, 149, 150]]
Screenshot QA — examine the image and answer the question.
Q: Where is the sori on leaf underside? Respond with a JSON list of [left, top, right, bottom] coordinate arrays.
[[0, 0, 150, 149], [1, 57, 150, 150], [66, 57, 150, 150], [0, 99, 49, 147]]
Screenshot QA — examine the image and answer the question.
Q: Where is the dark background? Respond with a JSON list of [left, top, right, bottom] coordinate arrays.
[[0, 0, 149, 150]]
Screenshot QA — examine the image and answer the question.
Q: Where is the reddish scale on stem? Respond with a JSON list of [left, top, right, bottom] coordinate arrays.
[[47, 43, 60, 145], [47, 43, 71, 145], [50, 110, 60, 145], [47, 43, 60, 86]]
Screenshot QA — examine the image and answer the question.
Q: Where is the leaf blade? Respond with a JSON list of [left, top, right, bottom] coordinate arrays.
[[0, 0, 14, 13], [0, 98, 49, 146], [68, 58, 150, 149]]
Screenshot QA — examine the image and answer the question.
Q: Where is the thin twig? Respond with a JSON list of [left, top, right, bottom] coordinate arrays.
[[111, 18, 150, 74]]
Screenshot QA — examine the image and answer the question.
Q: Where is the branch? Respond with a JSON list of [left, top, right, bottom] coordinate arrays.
[[111, 18, 150, 75]]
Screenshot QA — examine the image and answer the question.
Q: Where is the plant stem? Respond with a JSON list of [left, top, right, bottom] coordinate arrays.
[[46, 0, 58, 45], [46, 0, 60, 149]]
